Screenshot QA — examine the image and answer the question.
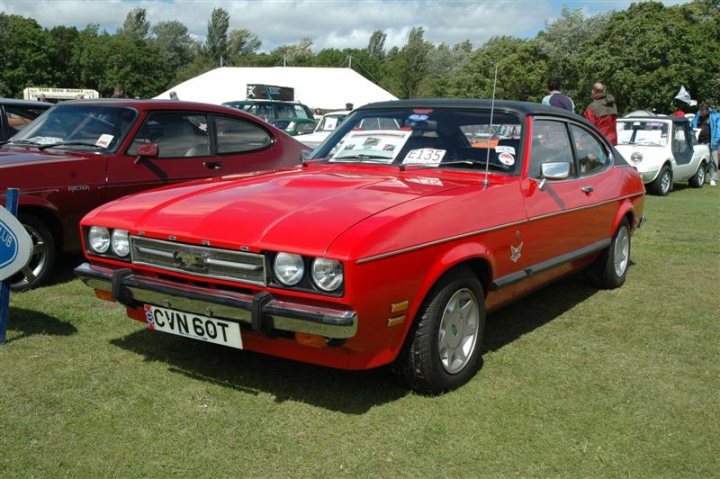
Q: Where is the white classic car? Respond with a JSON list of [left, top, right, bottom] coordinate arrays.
[[616, 116, 710, 195], [297, 110, 350, 149]]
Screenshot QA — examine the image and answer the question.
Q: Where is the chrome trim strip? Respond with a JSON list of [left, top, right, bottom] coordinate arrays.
[[136, 245, 174, 258], [75, 263, 357, 339], [204, 257, 262, 271], [491, 238, 611, 290], [356, 192, 641, 264]]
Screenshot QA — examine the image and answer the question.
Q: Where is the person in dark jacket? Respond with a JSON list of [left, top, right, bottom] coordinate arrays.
[[584, 82, 618, 145], [542, 78, 574, 112]]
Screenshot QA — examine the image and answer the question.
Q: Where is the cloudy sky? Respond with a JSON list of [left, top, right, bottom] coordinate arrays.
[[1, 0, 688, 51]]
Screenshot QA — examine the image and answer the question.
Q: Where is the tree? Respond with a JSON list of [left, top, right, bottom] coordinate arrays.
[[227, 28, 262, 64], [0, 14, 53, 97], [272, 37, 313, 66], [206, 7, 230, 65], [367, 30, 387, 60], [536, 6, 609, 103], [399, 27, 432, 98], [152, 20, 196, 73], [577, 0, 719, 114], [47, 26, 81, 87], [119, 7, 150, 40]]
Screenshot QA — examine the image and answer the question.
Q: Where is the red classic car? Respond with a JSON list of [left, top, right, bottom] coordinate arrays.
[[75, 100, 646, 394], [0, 99, 307, 290]]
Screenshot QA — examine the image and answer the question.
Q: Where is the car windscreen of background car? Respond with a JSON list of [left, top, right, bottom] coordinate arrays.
[[11, 105, 137, 151], [617, 121, 669, 146], [312, 108, 523, 174]]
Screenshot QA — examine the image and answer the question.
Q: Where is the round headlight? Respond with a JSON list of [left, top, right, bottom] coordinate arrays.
[[88, 226, 110, 254], [630, 152, 643, 163], [274, 253, 305, 286], [111, 229, 130, 257], [311, 258, 343, 292]]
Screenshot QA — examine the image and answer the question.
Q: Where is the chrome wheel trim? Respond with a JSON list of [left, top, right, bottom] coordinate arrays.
[[660, 170, 672, 194], [438, 288, 480, 374], [613, 226, 630, 278], [10, 223, 49, 288], [697, 165, 706, 185]]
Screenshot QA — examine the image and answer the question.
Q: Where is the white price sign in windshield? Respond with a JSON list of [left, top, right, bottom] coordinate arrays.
[[402, 148, 446, 166]]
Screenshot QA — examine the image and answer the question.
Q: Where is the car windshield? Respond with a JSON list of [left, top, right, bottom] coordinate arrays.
[[617, 120, 669, 146], [311, 107, 524, 174], [316, 113, 348, 132], [9, 104, 137, 151]]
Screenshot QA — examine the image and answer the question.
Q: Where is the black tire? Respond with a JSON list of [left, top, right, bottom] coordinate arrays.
[[9, 214, 56, 291], [648, 165, 672, 196], [688, 162, 706, 188], [589, 218, 631, 290], [394, 267, 485, 395]]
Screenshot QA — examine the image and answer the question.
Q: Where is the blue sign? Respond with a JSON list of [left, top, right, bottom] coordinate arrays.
[[0, 205, 32, 281], [0, 221, 19, 269]]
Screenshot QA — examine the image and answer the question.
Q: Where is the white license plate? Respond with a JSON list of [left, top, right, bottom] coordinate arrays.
[[143, 304, 243, 349]]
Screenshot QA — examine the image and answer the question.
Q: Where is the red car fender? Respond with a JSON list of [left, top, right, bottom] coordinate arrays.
[[393, 240, 495, 356], [611, 199, 638, 235]]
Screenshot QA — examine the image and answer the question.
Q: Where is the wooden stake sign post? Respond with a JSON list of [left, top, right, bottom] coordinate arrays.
[[0, 189, 33, 344]]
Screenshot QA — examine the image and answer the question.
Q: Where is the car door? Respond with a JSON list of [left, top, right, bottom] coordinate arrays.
[[671, 120, 696, 179], [522, 118, 615, 275], [105, 110, 218, 201]]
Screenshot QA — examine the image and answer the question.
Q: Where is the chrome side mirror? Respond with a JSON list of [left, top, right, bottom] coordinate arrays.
[[538, 162, 570, 190]]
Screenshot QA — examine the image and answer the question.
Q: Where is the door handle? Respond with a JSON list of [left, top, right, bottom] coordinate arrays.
[[203, 161, 223, 170], [581, 185, 594, 193]]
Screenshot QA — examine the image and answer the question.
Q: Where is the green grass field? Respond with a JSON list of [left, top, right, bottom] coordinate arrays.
[[2, 185, 718, 477]]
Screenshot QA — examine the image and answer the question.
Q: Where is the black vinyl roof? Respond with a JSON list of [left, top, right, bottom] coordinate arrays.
[[0, 98, 53, 108], [359, 98, 586, 120]]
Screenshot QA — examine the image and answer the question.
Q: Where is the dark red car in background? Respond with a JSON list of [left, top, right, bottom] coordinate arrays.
[[0, 99, 308, 290]]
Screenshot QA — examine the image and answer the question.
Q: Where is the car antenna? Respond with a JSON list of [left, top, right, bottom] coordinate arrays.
[[483, 63, 499, 189]]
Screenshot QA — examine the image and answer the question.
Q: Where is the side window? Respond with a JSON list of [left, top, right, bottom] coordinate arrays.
[[215, 116, 273, 154], [276, 104, 296, 120], [570, 125, 610, 175], [529, 120, 574, 179], [5, 106, 44, 136], [128, 112, 210, 158], [671, 123, 689, 153], [293, 105, 310, 119]]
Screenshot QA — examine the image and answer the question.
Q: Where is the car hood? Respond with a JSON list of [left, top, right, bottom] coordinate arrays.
[[0, 147, 81, 167], [85, 165, 469, 256]]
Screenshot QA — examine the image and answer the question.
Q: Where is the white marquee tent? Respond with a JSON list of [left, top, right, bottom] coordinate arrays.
[[155, 67, 397, 111]]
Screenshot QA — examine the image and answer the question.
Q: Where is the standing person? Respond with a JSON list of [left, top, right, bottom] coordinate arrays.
[[111, 85, 125, 98], [692, 104, 720, 186], [584, 82, 618, 145], [542, 78, 575, 112]]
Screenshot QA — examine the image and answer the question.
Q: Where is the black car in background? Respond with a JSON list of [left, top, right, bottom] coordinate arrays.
[[0, 98, 52, 141]]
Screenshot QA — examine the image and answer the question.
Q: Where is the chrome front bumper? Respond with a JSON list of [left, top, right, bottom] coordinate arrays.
[[75, 263, 357, 339]]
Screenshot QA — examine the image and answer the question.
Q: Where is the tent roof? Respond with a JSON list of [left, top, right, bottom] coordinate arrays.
[[155, 67, 397, 111]]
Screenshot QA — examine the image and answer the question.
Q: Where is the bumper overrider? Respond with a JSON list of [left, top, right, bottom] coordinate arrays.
[[74, 263, 358, 339]]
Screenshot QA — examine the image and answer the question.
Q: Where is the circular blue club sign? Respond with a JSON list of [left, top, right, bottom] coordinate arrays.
[[0, 206, 32, 281]]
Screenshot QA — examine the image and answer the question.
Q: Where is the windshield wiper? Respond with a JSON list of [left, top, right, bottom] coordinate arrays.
[[332, 154, 393, 163], [37, 141, 105, 151], [5, 139, 43, 147]]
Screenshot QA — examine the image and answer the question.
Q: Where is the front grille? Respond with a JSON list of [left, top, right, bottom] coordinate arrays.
[[130, 236, 266, 286]]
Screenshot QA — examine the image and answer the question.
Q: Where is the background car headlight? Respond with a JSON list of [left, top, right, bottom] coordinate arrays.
[[630, 152, 643, 163], [111, 229, 130, 257], [311, 258, 343, 292], [88, 226, 110, 253], [274, 253, 305, 286]]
